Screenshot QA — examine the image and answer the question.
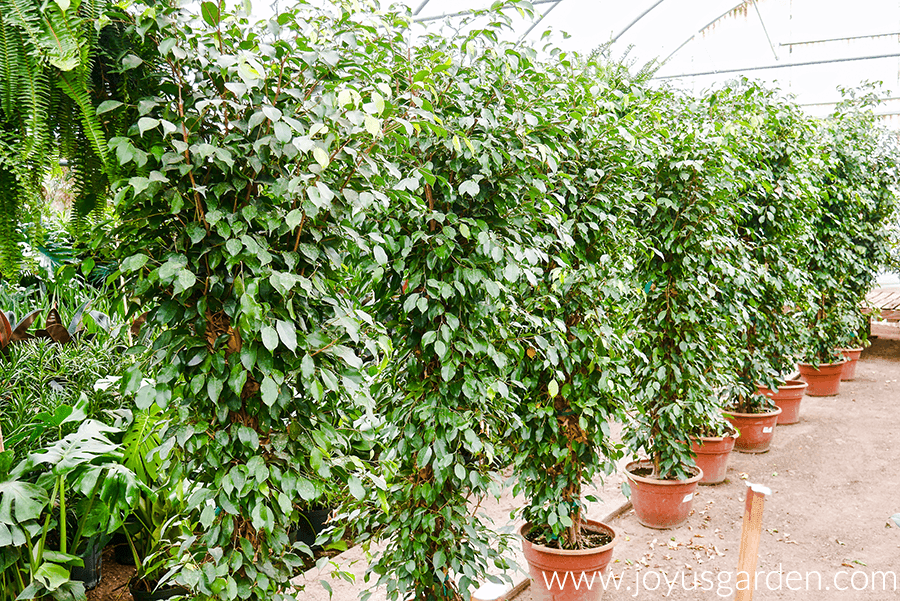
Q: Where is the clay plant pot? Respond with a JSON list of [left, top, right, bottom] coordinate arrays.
[[625, 460, 702, 530], [689, 427, 738, 485], [520, 520, 617, 601], [839, 347, 863, 381], [757, 380, 807, 425], [724, 406, 782, 453], [797, 360, 846, 396]]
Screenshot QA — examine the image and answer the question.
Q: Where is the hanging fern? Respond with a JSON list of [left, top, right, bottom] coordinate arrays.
[[0, 0, 155, 277]]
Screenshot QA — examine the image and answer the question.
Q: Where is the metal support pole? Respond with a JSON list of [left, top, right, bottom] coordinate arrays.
[[413, 0, 557, 23]]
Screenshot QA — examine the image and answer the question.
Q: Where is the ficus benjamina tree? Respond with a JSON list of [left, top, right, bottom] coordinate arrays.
[[504, 57, 647, 550], [110, 1, 416, 599], [706, 79, 820, 413], [802, 85, 899, 364], [624, 92, 748, 480], [343, 5, 592, 599]]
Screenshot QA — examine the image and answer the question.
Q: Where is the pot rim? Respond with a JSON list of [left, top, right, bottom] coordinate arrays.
[[721, 405, 782, 419], [757, 379, 808, 392], [625, 460, 703, 486], [837, 346, 864, 353], [690, 423, 739, 443], [519, 519, 617, 556], [798, 359, 847, 368]]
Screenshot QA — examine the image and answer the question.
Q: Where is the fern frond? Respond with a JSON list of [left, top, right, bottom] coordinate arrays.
[[56, 69, 110, 171]]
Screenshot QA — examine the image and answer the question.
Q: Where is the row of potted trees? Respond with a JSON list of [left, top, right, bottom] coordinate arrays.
[[2, 1, 897, 601]]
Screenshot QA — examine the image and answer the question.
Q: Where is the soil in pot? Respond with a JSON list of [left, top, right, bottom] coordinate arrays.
[[724, 406, 782, 453], [520, 520, 617, 601], [625, 460, 702, 530], [757, 380, 807, 425], [839, 347, 863, 381], [797, 361, 845, 397], [690, 426, 738, 485]]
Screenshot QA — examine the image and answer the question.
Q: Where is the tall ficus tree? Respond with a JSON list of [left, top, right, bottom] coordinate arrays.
[[341, 5, 597, 599], [111, 2, 411, 599], [803, 85, 900, 362], [708, 79, 820, 409], [624, 92, 746, 479], [506, 56, 646, 549]]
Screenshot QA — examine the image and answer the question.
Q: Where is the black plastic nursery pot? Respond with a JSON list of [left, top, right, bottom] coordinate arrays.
[[290, 505, 333, 548], [70, 536, 102, 590]]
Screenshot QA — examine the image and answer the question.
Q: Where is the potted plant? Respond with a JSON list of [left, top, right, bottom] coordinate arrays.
[[624, 92, 744, 529], [800, 86, 900, 395], [349, 10, 564, 598], [0, 407, 143, 601], [507, 56, 642, 599], [756, 380, 807, 425], [111, 3, 392, 597], [709, 80, 818, 435], [689, 413, 738, 485]]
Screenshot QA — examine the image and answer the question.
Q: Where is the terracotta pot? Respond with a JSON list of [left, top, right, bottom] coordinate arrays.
[[839, 347, 863, 381], [690, 428, 738, 485], [797, 361, 846, 396], [625, 460, 702, 530], [757, 379, 807, 425], [724, 407, 782, 453], [520, 520, 617, 601]]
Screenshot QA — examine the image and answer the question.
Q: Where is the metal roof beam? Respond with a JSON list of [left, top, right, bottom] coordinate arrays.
[[780, 31, 900, 47], [613, 0, 667, 42], [654, 52, 900, 80], [518, 0, 563, 42], [413, 0, 558, 23]]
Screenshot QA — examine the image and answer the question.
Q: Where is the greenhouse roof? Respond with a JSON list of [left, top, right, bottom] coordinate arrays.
[[381, 0, 900, 126]]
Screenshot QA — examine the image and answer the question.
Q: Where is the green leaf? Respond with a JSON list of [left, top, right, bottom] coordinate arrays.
[[348, 475, 365, 500], [261, 377, 277, 407], [200, 1, 220, 27], [138, 117, 159, 136], [459, 180, 479, 197], [301, 354, 315, 378], [0, 480, 48, 523], [33, 562, 70, 591], [97, 100, 124, 115], [275, 320, 297, 352], [547, 379, 559, 398], [261, 326, 279, 351], [121, 254, 149, 272]]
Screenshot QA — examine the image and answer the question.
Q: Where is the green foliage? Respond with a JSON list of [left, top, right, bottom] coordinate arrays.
[[504, 58, 644, 549], [625, 92, 745, 480], [0, 402, 144, 601], [111, 2, 404, 599], [802, 85, 900, 363], [0, 0, 158, 277], [708, 79, 819, 411]]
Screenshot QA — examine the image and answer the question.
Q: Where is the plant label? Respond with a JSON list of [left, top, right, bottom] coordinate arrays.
[[762, 426, 773, 433]]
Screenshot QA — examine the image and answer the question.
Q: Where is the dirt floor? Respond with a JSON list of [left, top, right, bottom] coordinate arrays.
[[516, 332, 900, 600]]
